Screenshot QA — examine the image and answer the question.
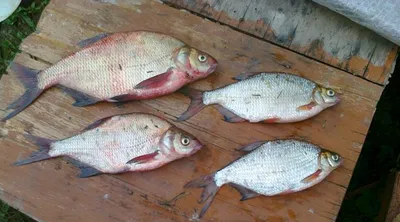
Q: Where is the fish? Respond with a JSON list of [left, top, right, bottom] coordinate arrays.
[[3, 31, 218, 121], [184, 139, 343, 218], [177, 72, 340, 123], [14, 113, 203, 178]]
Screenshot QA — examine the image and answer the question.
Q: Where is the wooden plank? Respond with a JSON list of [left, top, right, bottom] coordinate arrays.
[[164, 0, 398, 85], [386, 172, 400, 222], [0, 0, 384, 221]]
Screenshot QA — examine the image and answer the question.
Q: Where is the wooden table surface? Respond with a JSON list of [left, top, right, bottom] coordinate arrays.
[[0, 0, 395, 221]]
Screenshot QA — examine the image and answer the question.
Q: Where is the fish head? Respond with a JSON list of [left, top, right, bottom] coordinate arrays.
[[163, 127, 204, 157], [313, 87, 340, 108], [319, 150, 343, 171], [174, 46, 218, 80]]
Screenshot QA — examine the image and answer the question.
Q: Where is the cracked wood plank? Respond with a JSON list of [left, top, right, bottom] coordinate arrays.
[[0, 0, 384, 221], [164, 0, 398, 85]]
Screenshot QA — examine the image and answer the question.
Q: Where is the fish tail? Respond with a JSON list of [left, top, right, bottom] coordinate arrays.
[[177, 87, 205, 121], [14, 134, 56, 166], [184, 173, 219, 218], [3, 62, 44, 121]]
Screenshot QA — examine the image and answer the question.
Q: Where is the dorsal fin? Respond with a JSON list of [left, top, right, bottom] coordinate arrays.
[[78, 33, 110, 48]]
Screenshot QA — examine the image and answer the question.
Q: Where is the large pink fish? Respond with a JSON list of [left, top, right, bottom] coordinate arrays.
[[14, 113, 203, 177], [3, 31, 218, 120]]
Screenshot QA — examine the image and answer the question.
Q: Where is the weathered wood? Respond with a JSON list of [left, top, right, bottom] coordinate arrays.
[[0, 0, 385, 221], [164, 0, 398, 85], [386, 172, 400, 222]]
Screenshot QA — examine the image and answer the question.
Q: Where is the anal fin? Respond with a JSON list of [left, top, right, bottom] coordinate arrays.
[[67, 158, 103, 178], [58, 85, 100, 107], [230, 183, 259, 201], [214, 105, 246, 123]]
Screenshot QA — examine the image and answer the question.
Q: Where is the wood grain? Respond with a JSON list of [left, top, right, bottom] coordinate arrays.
[[163, 0, 398, 85], [0, 0, 385, 221]]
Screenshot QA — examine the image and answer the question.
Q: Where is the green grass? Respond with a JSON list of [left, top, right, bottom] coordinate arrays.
[[0, 200, 34, 222], [0, 0, 50, 77]]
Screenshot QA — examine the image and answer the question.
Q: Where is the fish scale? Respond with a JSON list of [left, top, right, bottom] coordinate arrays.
[[204, 73, 318, 122], [178, 72, 339, 123], [214, 141, 320, 195], [185, 139, 343, 218], [14, 113, 203, 177]]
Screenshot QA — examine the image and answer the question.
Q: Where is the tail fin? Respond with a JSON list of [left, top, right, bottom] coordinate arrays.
[[184, 173, 219, 218], [177, 87, 205, 121], [14, 134, 56, 166], [2, 62, 43, 121]]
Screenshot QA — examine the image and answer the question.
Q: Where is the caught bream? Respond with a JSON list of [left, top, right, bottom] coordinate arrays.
[[3, 31, 218, 120], [185, 139, 342, 218], [14, 113, 203, 177], [177, 72, 340, 123]]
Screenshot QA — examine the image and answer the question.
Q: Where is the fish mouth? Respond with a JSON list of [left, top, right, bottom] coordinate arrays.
[[194, 143, 204, 152]]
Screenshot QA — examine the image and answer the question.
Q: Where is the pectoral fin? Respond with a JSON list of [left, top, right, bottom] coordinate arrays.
[[230, 183, 260, 201], [301, 169, 322, 183], [126, 151, 159, 164], [263, 117, 280, 123], [296, 101, 316, 111], [134, 69, 174, 90]]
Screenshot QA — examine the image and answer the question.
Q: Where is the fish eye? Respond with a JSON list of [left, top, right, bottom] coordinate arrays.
[[181, 137, 191, 146], [198, 55, 207, 62], [327, 89, 335, 97], [331, 154, 340, 162]]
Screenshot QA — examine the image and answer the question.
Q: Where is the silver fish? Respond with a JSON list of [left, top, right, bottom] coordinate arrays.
[[185, 139, 343, 218], [14, 113, 203, 177], [177, 72, 340, 123]]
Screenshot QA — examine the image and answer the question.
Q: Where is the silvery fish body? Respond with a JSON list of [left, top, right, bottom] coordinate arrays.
[[14, 113, 203, 178], [178, 73, 340, 123], [3, 31, 218, 121], [185, 139, 343, 218]]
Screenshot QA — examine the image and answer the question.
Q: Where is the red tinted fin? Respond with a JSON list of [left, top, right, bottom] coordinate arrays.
[[230, 183, 260, 201], [3, 62, 44, 121], [301, 169, 322, 183], [232, 72, 260, 81], [296, 101, 316, 111], [214, 105, 246, 123], [134, 69, 174, 90], [13, 134, 56, 166], [184, 173, 218, 218], [81, 116, 114, 132], [177, 87, 205, 121], [126, 151, 159, 164], [58, 85, 100, 107], [237, 141, 266, 152], [77, 33, 110, 48], [263, 117, 280, 123]]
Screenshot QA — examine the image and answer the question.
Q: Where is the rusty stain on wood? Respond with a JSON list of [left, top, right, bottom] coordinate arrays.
[[0, 0, 387, 221], [164, 0, 398, 85]]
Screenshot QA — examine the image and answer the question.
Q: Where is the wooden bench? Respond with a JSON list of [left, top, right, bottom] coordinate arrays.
[[0, 0, 397, 221]]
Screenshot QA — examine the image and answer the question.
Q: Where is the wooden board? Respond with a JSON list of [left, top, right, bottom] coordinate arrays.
[[164, 0, 398, 85], [0, 0, 384, 221], [386, 172, 400, 222]]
